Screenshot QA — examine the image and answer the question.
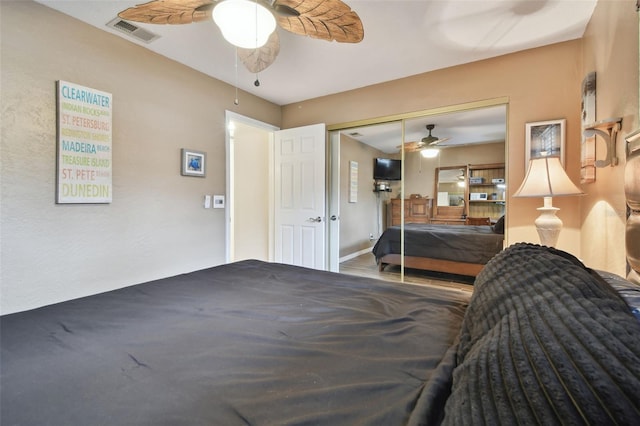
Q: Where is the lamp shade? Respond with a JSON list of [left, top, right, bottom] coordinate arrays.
[[514, 156, 583, 198], [213, 0, 276, 49]]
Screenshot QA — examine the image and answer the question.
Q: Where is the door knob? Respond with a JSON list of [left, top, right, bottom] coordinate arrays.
[[330, 215, 338, 221], [308, 216, 322, 223]]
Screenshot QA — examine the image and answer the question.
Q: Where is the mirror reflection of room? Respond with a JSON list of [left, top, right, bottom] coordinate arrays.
[[433, 166, 467, 225], [335, 104, 506, 279], [401, 106, 506, 227], [336, 121, 402, 263]]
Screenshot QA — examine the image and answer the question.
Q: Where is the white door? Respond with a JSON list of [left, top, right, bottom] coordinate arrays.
[[274, 124, 326, 269]]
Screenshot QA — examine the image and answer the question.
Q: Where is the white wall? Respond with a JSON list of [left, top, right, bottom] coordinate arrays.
[[0, 1, 281, 314]]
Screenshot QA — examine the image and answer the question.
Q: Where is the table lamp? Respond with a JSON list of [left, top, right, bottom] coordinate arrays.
[[513, 156, 584, 247]]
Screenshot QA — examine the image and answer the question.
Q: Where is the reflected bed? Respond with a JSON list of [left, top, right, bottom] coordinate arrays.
[[372, 222, 504, 276]]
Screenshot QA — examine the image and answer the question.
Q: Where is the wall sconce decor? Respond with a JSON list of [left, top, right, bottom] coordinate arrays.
[[583, 117, 623, 168]]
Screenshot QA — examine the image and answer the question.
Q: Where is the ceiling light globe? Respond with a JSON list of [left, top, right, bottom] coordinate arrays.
[[213, 0, 276, 49], [421, 148, 439, 158]]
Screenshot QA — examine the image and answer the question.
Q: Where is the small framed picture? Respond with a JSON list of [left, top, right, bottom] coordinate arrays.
[[581, 71, 597, 183], [181, 149, 206, 177], [525, 119, 566, 168]]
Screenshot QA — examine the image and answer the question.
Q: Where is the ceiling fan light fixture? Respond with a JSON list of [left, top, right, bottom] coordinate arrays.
[[213, 0, 276, 49], [421, 147, 439, 158]]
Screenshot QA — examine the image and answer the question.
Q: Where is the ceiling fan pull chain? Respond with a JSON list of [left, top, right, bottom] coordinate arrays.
[[252, 0, 261, 88], [234, 47, 239, 105]]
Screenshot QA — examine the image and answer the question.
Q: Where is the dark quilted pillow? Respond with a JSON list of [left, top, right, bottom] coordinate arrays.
[[442, 243, 640, 425], [491, 215, 504, 234]]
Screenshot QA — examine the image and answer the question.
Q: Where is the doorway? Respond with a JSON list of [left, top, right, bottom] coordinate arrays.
[[225, 111, 278, 263], [225, 112, 327, 270]]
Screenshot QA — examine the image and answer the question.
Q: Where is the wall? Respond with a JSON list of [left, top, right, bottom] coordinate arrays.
[[339, 134, 383, 257], [579, 0, 639, 274], [0, 1, 281, 314], [232, 122, 270, 262]]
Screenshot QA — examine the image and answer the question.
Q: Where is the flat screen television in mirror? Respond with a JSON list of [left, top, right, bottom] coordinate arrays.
[[373, 158, 401, 181]]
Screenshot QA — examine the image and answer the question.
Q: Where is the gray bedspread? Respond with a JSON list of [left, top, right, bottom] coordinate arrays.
[[372, 223, 504, 265], [1, 260, 469, 425]]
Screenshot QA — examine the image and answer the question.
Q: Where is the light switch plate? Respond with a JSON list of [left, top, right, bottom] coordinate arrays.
[[213, 195, 225, 208]]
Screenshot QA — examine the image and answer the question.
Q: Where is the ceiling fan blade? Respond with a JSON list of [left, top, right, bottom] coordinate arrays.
[[274, 0, 364, 43], [399, 141, 424, 152], [237, 31, 281, 73], [430, 137, 451, 146], [118, 0, 214, 25]]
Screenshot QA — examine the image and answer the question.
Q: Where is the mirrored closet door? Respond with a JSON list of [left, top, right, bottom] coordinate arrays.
[[328, 100, 507, 281]]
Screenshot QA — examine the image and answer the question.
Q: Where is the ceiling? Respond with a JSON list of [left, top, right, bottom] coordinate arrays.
[[35, 0, 597, 107], [340, 104, 508, 153]]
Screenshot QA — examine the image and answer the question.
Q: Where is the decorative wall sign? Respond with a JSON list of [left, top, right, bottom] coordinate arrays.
[[581, 71, 597, 183], [56, 81, 113, 203], [181, 149, 206, 177], [525, 119, 566, 168], [349, 160, 358, 203]]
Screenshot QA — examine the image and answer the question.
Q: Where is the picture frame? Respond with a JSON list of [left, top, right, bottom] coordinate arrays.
[[349, 161, 358, 203], [525, 119, 566, 168], [580, 71, 597, 183], [181, 149, 206, 177]]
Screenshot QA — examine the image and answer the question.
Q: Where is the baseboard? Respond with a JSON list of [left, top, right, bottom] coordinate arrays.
[[339, 247, 372, 263]]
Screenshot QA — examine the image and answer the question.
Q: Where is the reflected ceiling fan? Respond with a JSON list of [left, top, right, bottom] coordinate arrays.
[[117, 0, 364, 73], [401, 124, 450, 157]]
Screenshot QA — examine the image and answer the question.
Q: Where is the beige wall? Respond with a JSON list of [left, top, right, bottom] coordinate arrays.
[[579, 0, 639, 274], [0, 1, 281, 314], [232, 122, 270, 262], [338, 135, 384, 257]]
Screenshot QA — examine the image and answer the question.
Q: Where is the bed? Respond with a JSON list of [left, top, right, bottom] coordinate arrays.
[[372, 220, 505, 276], [2, 244, 640, 425]]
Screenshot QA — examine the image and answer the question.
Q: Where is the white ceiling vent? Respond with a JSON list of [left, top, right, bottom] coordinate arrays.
[[106, 18, 160, 43]]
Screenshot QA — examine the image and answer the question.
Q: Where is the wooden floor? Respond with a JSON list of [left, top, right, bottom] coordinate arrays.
[[340, 253, 474, 293]]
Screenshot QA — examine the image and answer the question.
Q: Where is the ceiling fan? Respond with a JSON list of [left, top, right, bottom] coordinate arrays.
[[400, 124, 450, 157], [117, 0, 364, 74]]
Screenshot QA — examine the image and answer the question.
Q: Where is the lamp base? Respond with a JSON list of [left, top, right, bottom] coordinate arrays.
[[535, 197, 563, 247]]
